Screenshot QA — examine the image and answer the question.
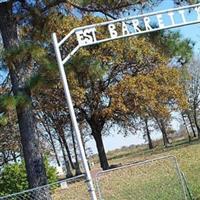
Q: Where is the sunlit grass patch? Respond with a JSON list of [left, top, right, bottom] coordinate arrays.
[[52, 180, 90, 200], [96, 156, 185, 200]]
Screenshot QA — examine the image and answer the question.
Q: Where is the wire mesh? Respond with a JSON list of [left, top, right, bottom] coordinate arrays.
[[0, 156, 192, 200], [0, 174, 90, 200], [96, 156, 188, 200]]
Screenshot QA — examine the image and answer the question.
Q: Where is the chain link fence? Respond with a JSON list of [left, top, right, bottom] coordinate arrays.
[[96, 156, 191, 200], [0, 156, 193, 200], [0, 174, 90, 200]]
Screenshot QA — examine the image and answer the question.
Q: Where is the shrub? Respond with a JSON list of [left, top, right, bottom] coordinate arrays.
[[0, 162, 28, 196], [0, 159, 57, 196]]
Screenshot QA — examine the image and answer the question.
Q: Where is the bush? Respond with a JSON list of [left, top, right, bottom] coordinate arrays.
[[0, 159, 57, 196], [44, 158, 58, 184], [0, 162, 28, 196]]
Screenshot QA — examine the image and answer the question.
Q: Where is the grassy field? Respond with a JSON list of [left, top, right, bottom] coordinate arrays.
[[54, 139, 200, 200], [96, 157, 186, 200]]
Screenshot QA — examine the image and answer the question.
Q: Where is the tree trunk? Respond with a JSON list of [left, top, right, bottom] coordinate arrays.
[[160, 119, 170, 147], [144, 118, 153, 149], [58, 127, 75, 169], [2, 151, 8, 164], [80, 126, 88, 158], [153, 115, 170, 147], [49, 131, 60, 167], [0, 2, 48, 192], [58, 136, 73, 178], [181, 113, 191, 142], [193, 106, 200, 139], [92, 131, 109, 170], [17, 92, 49, 187], [42, 118, 61, 167], [71, 124, 82, 176], [186, 111, 196, 137], [80, 126, 91, 170]]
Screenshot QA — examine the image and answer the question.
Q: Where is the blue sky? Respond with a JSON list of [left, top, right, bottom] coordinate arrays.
[[87, 0, 200, 154]]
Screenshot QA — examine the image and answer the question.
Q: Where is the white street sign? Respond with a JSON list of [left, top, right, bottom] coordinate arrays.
[[74, 4, 200, 47]]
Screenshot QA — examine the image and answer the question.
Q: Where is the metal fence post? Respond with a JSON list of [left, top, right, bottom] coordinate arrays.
[[52, 33, 97, 200]]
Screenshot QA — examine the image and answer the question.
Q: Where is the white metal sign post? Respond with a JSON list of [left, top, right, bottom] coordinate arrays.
[[52, 3, 200, 200]]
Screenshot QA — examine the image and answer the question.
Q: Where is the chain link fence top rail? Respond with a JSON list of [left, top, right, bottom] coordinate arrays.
[[0, 174, 90, 200], [96, 155, 189, 200]]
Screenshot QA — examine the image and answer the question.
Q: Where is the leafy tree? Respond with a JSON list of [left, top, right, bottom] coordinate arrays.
[[24, 12, 164, 170], [145, 30, 193, 146], [33, 83, 81, 177], [0, 87, 21, 166], [110, 65, 188, 146], [181, 57, 200, 139], [30, 9, 192, 168]]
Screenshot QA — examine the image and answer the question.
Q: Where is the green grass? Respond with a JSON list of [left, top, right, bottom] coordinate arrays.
[[53, 180, 90, 200], [54, 139, 200, 199], [96, 157, 186, 200], [102, 140, 200, 200]]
